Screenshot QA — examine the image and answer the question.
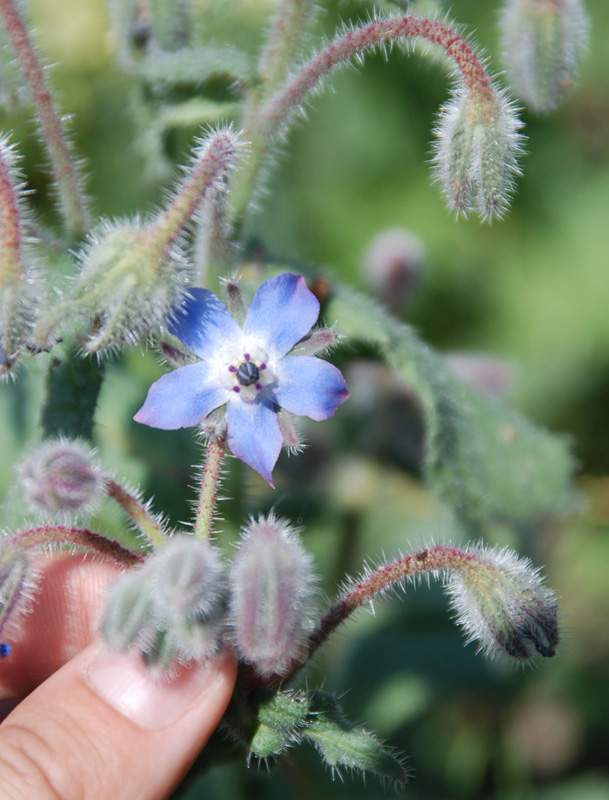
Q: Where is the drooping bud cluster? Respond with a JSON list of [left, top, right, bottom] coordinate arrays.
[[0, 135, 37, 376], [444, 544, 559, 661], [501, 0, 589, 113], [229, 514, 316, 677], [361, 228, 425, 315], [18, 437, 106, 519], [432, 86, 524, 220], [101, 535, 226, 671]]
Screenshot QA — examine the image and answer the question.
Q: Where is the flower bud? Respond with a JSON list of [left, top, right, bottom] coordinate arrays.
[[18, 437, 106, 518], [101, 568, 159, 653], [151, 536, 225, 618], [66, 218, 191, 355], [229, 515, 316, 677], [361, 228, 425, 315], [0, 542, 32, 638], [445, 544, 559, 661], [433, 86, 524, 220], [501, 0, 589, 113]]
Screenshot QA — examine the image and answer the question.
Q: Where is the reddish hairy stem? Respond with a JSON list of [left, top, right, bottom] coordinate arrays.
[[306, 544, 479, 658], [258, 16, 493, 134], [0, 146, 21, 279], [104, 479, 167, 548], [6, 525, 144, 566], [0, 0, 89, 238], [194, 432, 226, 542]]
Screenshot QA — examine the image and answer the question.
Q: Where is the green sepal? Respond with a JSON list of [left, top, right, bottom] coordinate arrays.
[[303, 690, 408, 786], [327, 282, 579, 527], [248, 688, 309, 758]]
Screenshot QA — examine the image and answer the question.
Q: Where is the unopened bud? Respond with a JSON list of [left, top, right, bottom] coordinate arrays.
[[19, 437, 106, 518], [67, 218, 191, 355], [501, 0, 589, 113], [229, 515, 316, 677], [361, 228, 425, 315], [0, 542, 32, 637], [101, 568, 159, 653], [433, 86, 524, 220], [152, 537, 224, 615], [445, 544, 559, 661]]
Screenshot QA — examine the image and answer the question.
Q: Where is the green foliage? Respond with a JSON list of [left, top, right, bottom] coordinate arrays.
[[328, 282, 578, 527], [41, 343, 104, 441]]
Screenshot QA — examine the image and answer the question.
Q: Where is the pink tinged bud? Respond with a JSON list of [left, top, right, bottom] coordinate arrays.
[[100, 569, 159, 653], [0, 543, 33, 638], [229, 515, 316, 677], [152, 537, 225, 618], [445, 545, 559, 661], [19, 438, 106, 518], [361, 228, 426, 315], [433, 86, 524, 221], [501, 0, 589, 113]]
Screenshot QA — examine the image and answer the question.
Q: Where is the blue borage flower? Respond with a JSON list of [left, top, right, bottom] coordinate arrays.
[[134, 273, 349, 485]]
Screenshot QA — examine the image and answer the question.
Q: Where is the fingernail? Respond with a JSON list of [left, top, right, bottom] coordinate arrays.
[[84, 645, 226, 730]]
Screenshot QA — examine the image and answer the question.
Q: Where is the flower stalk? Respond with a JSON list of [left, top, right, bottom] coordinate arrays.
[[5, 525, 144, 566], [194, 431, 226, 542], [104, 479, 167, 548], [0, 0, 89, 238]]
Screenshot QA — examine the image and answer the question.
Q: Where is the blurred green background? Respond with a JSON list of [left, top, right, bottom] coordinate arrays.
[[1, 0, 609, 798]]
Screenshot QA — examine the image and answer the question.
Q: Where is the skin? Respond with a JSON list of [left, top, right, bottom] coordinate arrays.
[[0, 552, 237, 800]]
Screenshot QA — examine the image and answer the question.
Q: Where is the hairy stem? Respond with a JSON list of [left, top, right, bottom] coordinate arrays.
[[6, 525, 144, 566], [147, 129, 241, 257], [105, 479, 167, 548], [194, 432, 226, 542], [305, 544, 478, 659], [231, 14, 494, 230], [0, 0, 89, 238], [258, 0, 312, 94]]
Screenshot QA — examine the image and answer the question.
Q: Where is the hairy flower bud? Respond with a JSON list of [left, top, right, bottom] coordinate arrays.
[[65, 218, 191, 354], [101, 569, 159, 653], [501, 0, 589, 113], [18, 437, 106, 518], [229, 515, 316, 677], [445, 544, 559, 661], [361, 228, 425, 315], [0, 541, 32, 638], [433, 86, 524, 220]]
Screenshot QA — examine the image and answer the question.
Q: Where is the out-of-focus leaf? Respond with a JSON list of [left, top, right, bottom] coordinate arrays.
[[137, 45, 255, 86], [327, 282, 578, 526]]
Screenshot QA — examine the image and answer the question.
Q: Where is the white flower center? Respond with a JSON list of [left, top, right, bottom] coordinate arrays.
[[219, 342, 276, 403]]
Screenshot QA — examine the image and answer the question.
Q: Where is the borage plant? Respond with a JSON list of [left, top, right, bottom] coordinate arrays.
[[0, 0, 588, 789]]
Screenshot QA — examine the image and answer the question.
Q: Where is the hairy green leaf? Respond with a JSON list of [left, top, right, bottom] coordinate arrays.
[[304, 690, 408, 785], [327, 282, 578, 526]]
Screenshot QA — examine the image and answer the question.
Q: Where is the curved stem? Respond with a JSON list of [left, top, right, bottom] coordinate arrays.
[[305, 544, 477, 660], [194, 432, 226, 542], [104, 479, 167, 548], [6, 525, 145, 566], [0, 0, 89, 239]]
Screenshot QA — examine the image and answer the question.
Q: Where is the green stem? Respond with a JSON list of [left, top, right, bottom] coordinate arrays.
[[194, 432, 226, 542], [105, 479, 167, 549]]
